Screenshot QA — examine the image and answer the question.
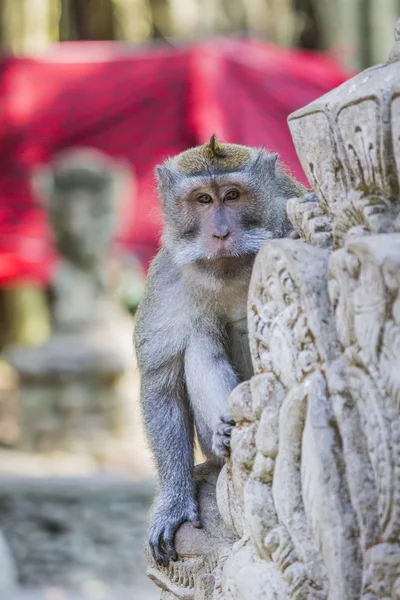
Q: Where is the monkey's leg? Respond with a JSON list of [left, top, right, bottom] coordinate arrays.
[[185, 333, 238, 459], [141, 366, 200, 566]]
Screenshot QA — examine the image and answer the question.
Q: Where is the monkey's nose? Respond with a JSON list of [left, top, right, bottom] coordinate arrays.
[[213, 228, 230, 240]]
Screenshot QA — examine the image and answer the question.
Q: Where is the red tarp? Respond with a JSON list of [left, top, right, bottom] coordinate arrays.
[[0, 39, 349, 285]]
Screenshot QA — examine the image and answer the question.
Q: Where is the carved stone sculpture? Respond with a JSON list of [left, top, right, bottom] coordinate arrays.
[[7, 149, 140, 455], [147, 19, 400, 600]]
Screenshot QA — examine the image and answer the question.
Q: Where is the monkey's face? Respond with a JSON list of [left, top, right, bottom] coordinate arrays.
[[157, 138, 298, 271], [165, 175, 272, 269]]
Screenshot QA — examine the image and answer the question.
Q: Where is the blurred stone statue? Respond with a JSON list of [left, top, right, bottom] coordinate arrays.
[[7, 149, 144, 457], [33, 148, 132, 331]]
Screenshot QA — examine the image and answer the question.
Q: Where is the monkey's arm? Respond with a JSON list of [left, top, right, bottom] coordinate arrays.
[[140, 363, 200, 565], [185, 332, 239, 457], [135, 252, 201, 565]]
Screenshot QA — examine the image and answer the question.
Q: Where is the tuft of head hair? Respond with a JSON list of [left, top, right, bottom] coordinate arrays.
[[174, 134, 253, 176], [202, 134, 227, 159]]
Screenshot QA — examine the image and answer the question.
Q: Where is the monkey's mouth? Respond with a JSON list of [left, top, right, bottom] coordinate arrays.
[[199, 250, 254, 266], [203, 250, 237, 262]]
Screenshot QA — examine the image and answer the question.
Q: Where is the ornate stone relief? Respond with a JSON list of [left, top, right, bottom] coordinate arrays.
[[328, 234, 400, 598], [147, 18, 400, 600], [287, 21, 400, 250]]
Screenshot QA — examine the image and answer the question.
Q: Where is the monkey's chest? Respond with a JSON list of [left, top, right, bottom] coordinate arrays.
[[226, 317, 253, 383]]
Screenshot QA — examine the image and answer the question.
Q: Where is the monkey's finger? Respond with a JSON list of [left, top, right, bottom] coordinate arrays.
[[191, 517, 202, 529], [221, 414, 235, 425], [310, 216, 332, 233], [163, 529, 178, 562], [298, 204, 322, 218], [303, 192, 319, 203], [216, 424, 233, 436], [223, 437, 231, 447], [150, 538, 170, 566]]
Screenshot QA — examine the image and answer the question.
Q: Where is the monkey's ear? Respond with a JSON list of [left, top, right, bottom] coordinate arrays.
[[269, 152, 279, 167], [155, 165, 179, 202], [156, 165, 177, 185], [250, 150, 278, 179]]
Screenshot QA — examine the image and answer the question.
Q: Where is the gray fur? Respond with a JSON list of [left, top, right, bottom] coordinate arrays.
[[134, 147, 306, 565]]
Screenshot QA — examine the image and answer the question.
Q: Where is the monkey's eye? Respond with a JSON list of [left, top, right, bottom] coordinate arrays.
[[197, 194, 212, 204], [224, 189, 240, 201]]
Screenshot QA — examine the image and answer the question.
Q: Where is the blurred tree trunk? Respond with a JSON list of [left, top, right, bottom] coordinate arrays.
[[59, 0, 72, 41], [0, 1, 4, 46], [60, 0, 117, 41], [294, 0, 323, 49], [368, 0, 398, 66]]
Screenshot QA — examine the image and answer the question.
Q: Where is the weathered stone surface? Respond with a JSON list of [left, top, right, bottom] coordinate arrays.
[[288, 22, 400, 250], [286, 192, 333, 249], [0, 475, 154, 588]]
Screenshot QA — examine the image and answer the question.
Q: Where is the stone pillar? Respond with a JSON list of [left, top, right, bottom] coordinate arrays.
[[7, 148, 138, 456], [146, 17, 400, 600]]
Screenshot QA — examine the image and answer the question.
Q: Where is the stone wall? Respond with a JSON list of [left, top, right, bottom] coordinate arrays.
[[147, 17, 400, 600]]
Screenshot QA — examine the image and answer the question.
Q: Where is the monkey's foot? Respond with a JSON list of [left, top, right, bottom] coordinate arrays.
[[212, 414, 235, 458], [149, 497, 201, 566]]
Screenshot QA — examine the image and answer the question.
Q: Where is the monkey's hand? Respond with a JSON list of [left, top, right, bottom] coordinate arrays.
[[149, 494, 201, 565], [212, 414, 235, 458], [286, 191, 333, 248]]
